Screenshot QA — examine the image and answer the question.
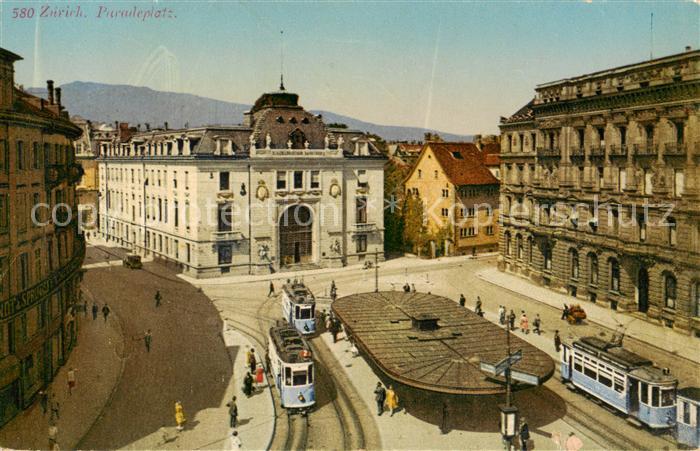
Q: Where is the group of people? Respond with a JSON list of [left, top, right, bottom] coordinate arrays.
[[243, 347, 265, 397], [495, 306, 542, 335], [402, 283, 417, 293], [373, 382, 400, 416], [91, 302, 111, 322]]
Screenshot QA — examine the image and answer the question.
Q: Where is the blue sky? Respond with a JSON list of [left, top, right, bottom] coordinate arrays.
[[1, 1, 698, 135]]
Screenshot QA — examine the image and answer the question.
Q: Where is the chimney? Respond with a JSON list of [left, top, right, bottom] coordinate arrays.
[[55, 87, 62, 109], [145, 123, 150, 131], [686, 45, 692, 52], [47, 80, 55, 105], [164, 121, 169, 130], [137, 124, 141, 131], [40, 98, 45, 110], [114, 121, 119, 130]]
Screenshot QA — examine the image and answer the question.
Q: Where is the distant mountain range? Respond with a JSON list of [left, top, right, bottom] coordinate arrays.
[[26, 81, 472, 142]]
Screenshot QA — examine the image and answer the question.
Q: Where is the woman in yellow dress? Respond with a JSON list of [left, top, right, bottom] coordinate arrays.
[[385, 385, 399, 417], [175, 401, 186, 431]]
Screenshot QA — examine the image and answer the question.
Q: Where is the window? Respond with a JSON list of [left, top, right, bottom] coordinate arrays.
[[570, 249, 579, 279], [504, 232, 511, 256], [619, 126, 627, 147], [610, 259, 620, 292], [694, 282, 700, 317], [157, 170, 161, 186], [613, 374, 625, 393], [219, 172, 230, 191], [516, 235, 523, 260], [544, 246, 552, 271], [442, 189, 449, 198], [32, 142, 39, 169], [293, 171, 304, 190], [661, 388, 675, 407], [638, 214, 646, 242], [276, 171, 287, 190], [0, 140, 6, 173], [675, 121, 685, 145], [596, 127, 605, 147], [583, 361, 597, 379], [34, 249, 41, 283], [218, 245, 232, 265], [644, 170, 653, 195], [356, 197, 367, 224], [418, 169, 422, 179], [610, 209, 619, 236], [680, 401, 691, 425], [486, 226, 494, 235], [310, 171, 320, 189], [664, 273, 677, 309], [441, 208, 449, 217], [619, 169, 626, 191], [186, 243, 191, 263], [218, 204, 233, 232], [674, 170, 684, 197], [18, 253, 29, 291], [651, 386, 660, 407], [598, 368, 613, 388], [284, 366, 292, 385], [668, 217, 677, 246], [573, 355, 582, 373], [434, 170, 438, 179], [158, 198, 162, 222], [293, 370, 307, 386], [173, 171, 177, 189], [0, 194, 8, 232], [356, 235, 367, 253], [174, 201, 179, 228], [16, 141, 25, 171], [528, 237, 533, 263], [185, 171, 189, 190]]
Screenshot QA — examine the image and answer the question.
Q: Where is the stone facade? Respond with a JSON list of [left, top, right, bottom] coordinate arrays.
[[97, 89, 385, 278], [0, 48, 84, 426], [499, 48, 700, 337]]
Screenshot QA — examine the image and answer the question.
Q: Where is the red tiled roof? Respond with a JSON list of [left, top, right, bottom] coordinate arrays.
[[484, 153, 501, 166], [428, 143, 499, 186]]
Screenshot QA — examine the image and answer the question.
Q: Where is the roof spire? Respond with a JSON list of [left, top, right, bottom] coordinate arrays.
[[279, 30, 285, 91]]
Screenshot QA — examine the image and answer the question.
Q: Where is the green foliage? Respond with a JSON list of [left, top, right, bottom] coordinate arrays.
[[384, 158, 409, 253], [401, 192, 429, 255], [327, 122, 348, 129]]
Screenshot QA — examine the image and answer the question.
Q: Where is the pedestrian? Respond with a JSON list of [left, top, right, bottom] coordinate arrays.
[[155, 290, 162, 307], [268, 281, 275, 297], [230, 430, 242, 450], [331, 319, 340, 343], [226, 396, 238, 428], [38, 389, 48, 415], [50, 393, 60, 421], [67, 368, 76, 395], [83, 299, 88, 317], [498, 305, 506, 326], [561, 304, 569, 320], [331, 280, 336, 293], [565, 432, 583, 451], [508, 309, 516, 331], [144, 330, 152, 352], [249, 349, 257, 374], [374, 382, 386, 416], [318, 309, 327, 331], [533, 314, 542, 335], [385, 385, 399, 416], [102, 303, 111, 322], [440, 401, 449, 434], [554, 330, 562, 353], [243, 372, 254, 397], [331, 285, 337, 301], [48, 421, 58, 450], [520, 311, 529, 334], [175, 401, 186, 431], [459, 294, 466, 307], [255, 363, 264, 386], [475, 296, 483, 316], [520, 417, 530, 451], [91, 302, 98, 320], [350, 341, 359, 358]]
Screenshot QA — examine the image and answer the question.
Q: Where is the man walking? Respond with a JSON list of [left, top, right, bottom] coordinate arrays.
[[102, 303, 111, 322], [248, 349, 257, 375], [67, 368, 76, 395], [554, 330, 562, 353], [155, 290, 162, 307], [268, 281, 275, 297], [92, 302, 98, 320], [508, 309, 516, 331], [533, 314, 542, 335], [498, 305, 506, 326], [227, 396, 238, 428], [374, 382, 386, 416], [144, 330, 152, 352], [475, 296, 483, 316]]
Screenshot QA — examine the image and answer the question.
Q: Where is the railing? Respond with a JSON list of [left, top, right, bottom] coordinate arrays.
[[589, 145, 605, 157], [211, 230, 244, 241], [634, 143, 657, 156], [569, 147, 585, 157], [536, 147, 560, 158], [609, 144, 627, 157], [664, 142, 687, 156], [353, 222, 377, 232]]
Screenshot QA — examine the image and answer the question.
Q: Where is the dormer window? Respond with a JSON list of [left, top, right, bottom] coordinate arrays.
[[276, 116, 284, 123], [289, 117, 297, 124], [301, 117, 309, 124]]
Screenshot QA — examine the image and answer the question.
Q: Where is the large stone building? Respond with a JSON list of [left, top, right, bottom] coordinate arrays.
[[0, 48, 84, 426], [97, 88, 385, 278], [499, 48, 700, 336], [404, 142, 500, 256]]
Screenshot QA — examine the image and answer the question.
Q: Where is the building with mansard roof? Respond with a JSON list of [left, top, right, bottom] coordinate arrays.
[[498, 47, 700, 336], [97, 87, 385, 277]]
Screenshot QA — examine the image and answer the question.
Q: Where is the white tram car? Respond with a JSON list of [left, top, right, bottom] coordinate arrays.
[[268, 323, 315, 413], [281, 281, 316, 335]]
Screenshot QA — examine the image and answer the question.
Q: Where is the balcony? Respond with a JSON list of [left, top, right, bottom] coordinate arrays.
[[353, 222, 377, 233], [634, 143, 657, 156], [663, 142, 687, 156], [589, 146, 605, 157], [211, 230, 244, 241], [569, 147, 585, 158], [609, 144, 628, 157], [536, 147, 560, 158]]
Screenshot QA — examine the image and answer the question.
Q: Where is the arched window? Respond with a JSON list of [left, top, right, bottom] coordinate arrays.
[[543, 245, 552, 271], [693, 281, 700, 317], [609, 258, 620, 292], [668, 217, 677, 246], [516, 235, 523, 260], [527, 237, 533, 264], [504, 231, 511, 256], [589, 253, 598, 285], [664, 273, 677, 309], [570, 249, 579, 279]]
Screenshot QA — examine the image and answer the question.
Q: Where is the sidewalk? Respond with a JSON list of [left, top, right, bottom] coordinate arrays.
[[179, 253, 493, 287], [122, 322, 275, 450], [0, 300, 124, 450], [318, 330, 600, 450], [477, 267, 700, 365]]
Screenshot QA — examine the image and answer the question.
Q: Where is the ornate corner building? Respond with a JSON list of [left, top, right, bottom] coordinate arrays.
[[498, 48, 700, 337], [0, 48, 84, 426], [97, 88, 385, 278]]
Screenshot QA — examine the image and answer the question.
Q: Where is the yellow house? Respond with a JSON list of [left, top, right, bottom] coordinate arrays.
[[404, 142, 500, 256]]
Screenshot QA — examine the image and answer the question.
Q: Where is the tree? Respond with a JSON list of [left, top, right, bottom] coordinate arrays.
[[423, 132, 443, 143], [402, 193, 429, 256], [327, 122, 348, 129], [384, 158, 410, 253]]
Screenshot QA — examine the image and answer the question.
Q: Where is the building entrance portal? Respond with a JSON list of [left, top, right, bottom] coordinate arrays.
[[637, 267, 649, 313], [280, 205, 313, 266]]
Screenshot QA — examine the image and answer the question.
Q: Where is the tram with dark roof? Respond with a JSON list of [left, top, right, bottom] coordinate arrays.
[[281, 281, 316, 335], [268, 323, 315, 413]]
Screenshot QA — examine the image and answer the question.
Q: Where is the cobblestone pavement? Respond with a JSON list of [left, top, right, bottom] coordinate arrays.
[[77, 251, 233, 449]]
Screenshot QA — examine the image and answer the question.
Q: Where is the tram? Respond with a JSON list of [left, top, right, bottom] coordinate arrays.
[[560, 335, 700, 447], [281, 281, 316, 335], [268, 323, 315, 413]]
